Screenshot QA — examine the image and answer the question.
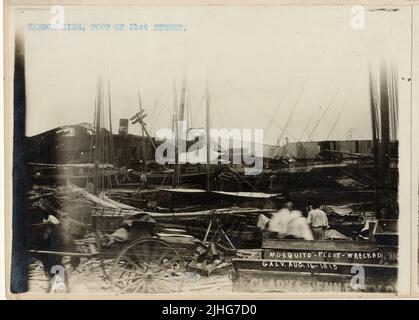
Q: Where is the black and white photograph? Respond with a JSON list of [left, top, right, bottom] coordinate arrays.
[[4, 2, 414, 298]]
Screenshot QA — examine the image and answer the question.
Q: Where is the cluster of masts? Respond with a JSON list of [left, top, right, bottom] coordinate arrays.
[[91, 60, 399, 218], [368, 58, 399, 218], [91, 75, 213, 194], [92, 78, 115, 194]]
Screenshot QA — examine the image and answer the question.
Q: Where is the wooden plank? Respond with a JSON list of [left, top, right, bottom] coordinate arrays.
[[262, 239, 379, 252], [29, 250, 93, 257], [232, 258, 397, 278], [212, 191, 282, 199], [232, 270, 396, 293], [262, 248, 383, 264]]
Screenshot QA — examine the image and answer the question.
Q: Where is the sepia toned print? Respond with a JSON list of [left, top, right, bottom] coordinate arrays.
[[5, 2, 414, 297]]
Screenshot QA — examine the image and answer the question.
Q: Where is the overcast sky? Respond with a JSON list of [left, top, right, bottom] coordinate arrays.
[[14, 5, 411, 145]]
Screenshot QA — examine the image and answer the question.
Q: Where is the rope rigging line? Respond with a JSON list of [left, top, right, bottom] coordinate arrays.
[[257, 108, 301, 142], [300, 67, 357, 146], [191, 94, 206, 126], [254, 72, 311, 190], [227, 166, 260, 193], [303, 85, 342, 143], [276, 72, 311, 147], [297, 82, 335, 142], [149, 89, 171, 133], [325, 80, 357, 141], [264, 77, 294, 138]]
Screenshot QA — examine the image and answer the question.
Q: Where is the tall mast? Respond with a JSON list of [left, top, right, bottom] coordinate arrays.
[[108, 79, 115, 166], [175, 74, 187, 186], [93, 78, 102, 195], [178, 74, 187, 122], [379, 59, 391, 219], [206, 85, 211, 191], [187, 89, 192, 130], [369, 66, 380, 218], [172, 81, 179, 188], [138, 89, 147, 172]]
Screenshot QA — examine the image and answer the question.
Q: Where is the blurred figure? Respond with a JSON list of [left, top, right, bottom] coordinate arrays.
[[263, 202, 313, 240], [140, 172, 148, 189]]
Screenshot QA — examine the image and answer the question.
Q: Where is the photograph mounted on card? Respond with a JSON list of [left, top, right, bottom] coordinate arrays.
[[3, 1, 412, 298]]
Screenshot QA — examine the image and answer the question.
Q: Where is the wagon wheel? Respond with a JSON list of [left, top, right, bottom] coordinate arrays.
[[92, 230, 116, 282], [109, 238, 185, 294], [99, 258, 115, 281]]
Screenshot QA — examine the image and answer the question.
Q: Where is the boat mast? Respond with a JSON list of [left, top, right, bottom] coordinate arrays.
[[368, 66, 380, 218], [172, 81, 179, 188], [178, 74, 187, 121], [138, 89, 147, 172], [108, 79, 115, 167], [379, 59, 391, 219], [176, 74, 187, 187], [206, 85, 211, 191], [93, 78, 102, 195]]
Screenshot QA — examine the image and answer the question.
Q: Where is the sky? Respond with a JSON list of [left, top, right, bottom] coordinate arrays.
[[13, 5, 411, 145]]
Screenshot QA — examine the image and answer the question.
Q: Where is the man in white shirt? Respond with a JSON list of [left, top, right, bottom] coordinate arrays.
[[307, 203, 329, 240]]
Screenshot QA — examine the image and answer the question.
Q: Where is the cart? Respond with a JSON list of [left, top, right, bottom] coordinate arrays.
[[29, 205, 200, 294]]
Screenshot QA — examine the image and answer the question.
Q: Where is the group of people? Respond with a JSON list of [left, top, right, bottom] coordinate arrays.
[[260, 201, 329, 240]]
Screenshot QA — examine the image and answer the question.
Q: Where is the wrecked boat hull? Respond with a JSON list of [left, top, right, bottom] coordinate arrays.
[[232, 236, 398, 293]]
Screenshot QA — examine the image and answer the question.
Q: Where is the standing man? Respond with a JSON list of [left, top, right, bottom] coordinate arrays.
[[140, 172, 148, 189], [269, 175, 277, 191], [307, 203, 328, 240]]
